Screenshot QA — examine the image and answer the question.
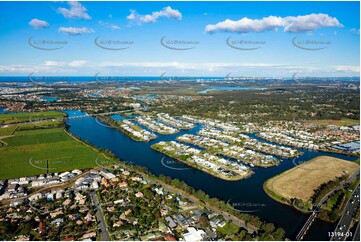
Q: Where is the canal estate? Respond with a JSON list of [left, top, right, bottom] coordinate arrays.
[[63, 110, 358, 240]]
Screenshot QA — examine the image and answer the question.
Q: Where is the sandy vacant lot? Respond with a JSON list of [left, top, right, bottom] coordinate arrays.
[[265, 156, 359, 202]]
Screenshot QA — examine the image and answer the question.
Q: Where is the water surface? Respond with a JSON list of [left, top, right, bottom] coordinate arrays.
[[64, 110, 356, 240]]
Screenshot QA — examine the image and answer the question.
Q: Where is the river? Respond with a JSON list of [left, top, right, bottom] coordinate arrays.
[[64, 110, 357, 240]]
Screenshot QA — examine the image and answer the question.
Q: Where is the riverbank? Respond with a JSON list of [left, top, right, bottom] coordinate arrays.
[[96, 116, 156, 142], [64, 111, 359, 240], [151, 143, 253, 181], [176, 134, 280, 168], [263, 156, 359, 214], [256, 133, 359, 157], [94, 161, 262, 235]]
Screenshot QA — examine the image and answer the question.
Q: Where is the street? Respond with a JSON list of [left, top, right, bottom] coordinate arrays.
[[90, 190, 111, 241], [331, 185, 360, 241]]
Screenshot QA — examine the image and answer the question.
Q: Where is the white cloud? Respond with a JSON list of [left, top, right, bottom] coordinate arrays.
[[333, 65, 360, 73], [127, 6, 182, 24], [57, 1, 91, 20], [111, 25, 120, 30], [29, 18, 49, 29], [43, 61, 64, 67], [69, 60, 88, 67], [99, 61, 284, 70], [205, 13, 343, 33], [283, 14, 343, 32], [350, 28, 360, 35], [58, 27, 94, 35], [0, 65, 37, 73], [126, 10, 137, 21], [98, 21, 120, 30]]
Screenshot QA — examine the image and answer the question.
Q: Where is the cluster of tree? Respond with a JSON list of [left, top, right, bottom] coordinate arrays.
[[311, 175, 348, 205], [318, 190, 346, 222], [120, 162, 287, 240], [317, 178, 359, 222], [150, 86, 360, 122]]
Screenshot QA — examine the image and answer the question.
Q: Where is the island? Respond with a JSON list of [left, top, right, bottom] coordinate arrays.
[[151, 141, 253, 181]]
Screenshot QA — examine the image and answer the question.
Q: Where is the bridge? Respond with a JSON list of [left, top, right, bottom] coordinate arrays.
[[296, 210, 318, 241], [66, 109, 133, 120], [295, 170, 360, 241], [27, 110, 135, 123]]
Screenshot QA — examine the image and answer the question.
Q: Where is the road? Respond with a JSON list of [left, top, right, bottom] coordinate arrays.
[[352, 222, 360, 241], [142, 177, 258, 233], [90, 190, 111, 241], [296, 211, 318, 241], [0, 109, 135, 128], [103, 159, 259, 233], [331, 185, 360, 241], [296, 169, 359, 241]]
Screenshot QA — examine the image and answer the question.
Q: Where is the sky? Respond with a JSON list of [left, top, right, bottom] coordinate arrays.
[[0, 1, 359, 77]]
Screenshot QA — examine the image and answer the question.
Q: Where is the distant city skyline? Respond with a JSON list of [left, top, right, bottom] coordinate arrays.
[[0, 1, 359, 77]]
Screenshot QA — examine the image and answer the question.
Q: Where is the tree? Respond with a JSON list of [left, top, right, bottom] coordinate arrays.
[[199, 214, 210, 229], [237, 229, 247, 240], [272, 228, 285, 240], [262, 223, 275, 234]]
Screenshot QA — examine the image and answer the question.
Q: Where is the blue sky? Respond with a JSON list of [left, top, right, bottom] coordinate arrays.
[[0, 1, 359, 77]]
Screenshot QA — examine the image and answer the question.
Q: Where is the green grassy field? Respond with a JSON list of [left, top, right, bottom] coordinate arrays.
[[0, 111, 65, 124], [217, 221, 240, 235], [0, 126, 18, 136], [0, 127, 114, 180]]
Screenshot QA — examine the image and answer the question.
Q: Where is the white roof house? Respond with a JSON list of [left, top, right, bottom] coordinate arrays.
[[183, 227, 205, 241]]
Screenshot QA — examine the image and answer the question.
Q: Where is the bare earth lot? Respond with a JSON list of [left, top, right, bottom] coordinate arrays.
[[265, 156, 359, 202], [307, 118, 359, 127]]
